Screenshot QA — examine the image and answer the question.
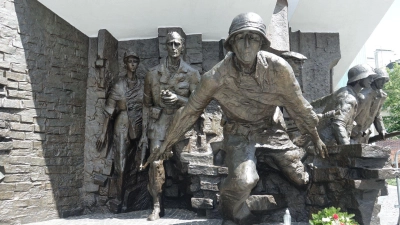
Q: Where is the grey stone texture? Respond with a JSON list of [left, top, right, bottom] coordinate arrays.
[[0, 0, 88, 224], [290, 30, 341, 104]]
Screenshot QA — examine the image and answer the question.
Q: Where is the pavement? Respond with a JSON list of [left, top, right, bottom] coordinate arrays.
[[26, 186, 399, 225]]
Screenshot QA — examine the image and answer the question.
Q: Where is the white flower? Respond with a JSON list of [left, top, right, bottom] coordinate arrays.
[[322, 217, 331, 222]]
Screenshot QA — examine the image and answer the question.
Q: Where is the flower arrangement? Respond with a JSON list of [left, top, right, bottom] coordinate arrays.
[[309, 207, 359, 225]]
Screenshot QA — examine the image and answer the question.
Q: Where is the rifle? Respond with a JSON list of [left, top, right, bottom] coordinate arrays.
[[368, 131, 400, 143]]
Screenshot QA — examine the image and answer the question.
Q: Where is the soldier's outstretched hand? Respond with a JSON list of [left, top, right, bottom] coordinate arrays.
[[142, 142, 168, 169], [314, 139, 328, 158]]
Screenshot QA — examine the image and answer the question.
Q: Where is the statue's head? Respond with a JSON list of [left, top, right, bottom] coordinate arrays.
[[347, 64, 377, 88], [281, 52, 307, 76], [166, 31, 185, 58], [372, 67, 390, 89], [224, 12, 270, 64], [123, 51, 140, 72]]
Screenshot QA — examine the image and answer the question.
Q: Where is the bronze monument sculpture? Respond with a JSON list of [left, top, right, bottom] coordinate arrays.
[[351, 67, 389, 143], [144, 12, 327, 225], [313, 64, 377, 146], [139, 31, 201, 221], [96, 51, 143, 211]]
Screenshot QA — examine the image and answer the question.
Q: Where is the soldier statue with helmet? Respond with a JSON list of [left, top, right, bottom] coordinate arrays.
[[313, 64, 378, 146], [351, 67, 390, 143], [143, 12, 327, 225]]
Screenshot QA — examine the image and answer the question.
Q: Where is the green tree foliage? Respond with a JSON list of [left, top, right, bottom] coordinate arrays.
[[383, 63, 400, 132]]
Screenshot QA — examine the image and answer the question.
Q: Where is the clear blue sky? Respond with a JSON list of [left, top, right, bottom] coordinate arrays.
[[366, 0, 400, 58]]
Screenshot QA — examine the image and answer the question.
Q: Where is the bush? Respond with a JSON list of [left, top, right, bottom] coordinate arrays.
[[309, 207, 359, 225]]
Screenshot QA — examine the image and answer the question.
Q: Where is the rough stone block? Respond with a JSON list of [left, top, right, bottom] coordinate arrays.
[[11, 63, 27, 73], [10, 122, 32, 132], [18, 82, 32, 91], [0, 142, 13, 151], [30, 157, 46, 166], [180, 152, 213, 165], [351, 180, 386, 190], [7, 81, 19, 89], [8, 156, 32, 165], [0, 61, 10, 69], [1, 98, 22, 108], [0, 112, 20, 121], [7, 90, 31, 99], [200, 176, 220, 191], [191, 197, 213, 209], [5, 71, 28, 82], [4, 165, 30, 174], [361, 168, 400, 179], [93, 173, 108, 187], [188, 165, 219, 176], [25, 132, 45, 141], [246, 195, 285, 211], [312, 167, 348, 182], [14, 182, 33, 192], [0, 191, 14, 200], [330, 144, 390, 159], [45, 166, 69, 174], [0, 44, 15, 54], [348, 158, 388, 168], [0, 76, 8, 85], [0, 183, 16, 192]]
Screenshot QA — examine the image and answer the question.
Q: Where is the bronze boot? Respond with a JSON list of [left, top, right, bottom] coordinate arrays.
[[147, 202, 161, 221]]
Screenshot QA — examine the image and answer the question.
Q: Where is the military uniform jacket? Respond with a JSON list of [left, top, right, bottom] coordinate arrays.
[[104, 76, 143, 140], [143, 58, 200, 141], [352, 87, 387, 137]]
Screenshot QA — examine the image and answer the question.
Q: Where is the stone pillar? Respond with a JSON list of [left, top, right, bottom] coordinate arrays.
[[290, 31, 341, 103], [83, 29, 119, 212], [266, 0, 290, 55]]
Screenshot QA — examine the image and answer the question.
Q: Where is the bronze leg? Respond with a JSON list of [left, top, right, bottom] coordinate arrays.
[[220, 134, 259, 225], [114, 130, 128, 202], [270, 146, 309, 186], [147, 139, 165, 221]]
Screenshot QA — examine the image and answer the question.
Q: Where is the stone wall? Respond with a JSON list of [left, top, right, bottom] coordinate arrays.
[[0, 0, 88, 224]]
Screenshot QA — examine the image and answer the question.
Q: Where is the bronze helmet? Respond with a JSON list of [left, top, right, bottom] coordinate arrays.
[[347, 64, 377, 84], [224, 12, 271, 52], [374, 67, 390, 82]]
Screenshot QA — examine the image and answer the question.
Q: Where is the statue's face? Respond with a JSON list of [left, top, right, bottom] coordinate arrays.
[[372, 78, 387, 89], [359, 76, 373, 88], [287, 59, 303, 76], [167, 38, 183, 58], [231, 31, 262, 64], [125, 56, 139, 73]]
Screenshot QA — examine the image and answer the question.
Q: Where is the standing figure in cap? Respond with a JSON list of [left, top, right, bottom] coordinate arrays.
[[281, 51, 307, 91], [144, 13, 327, 224], [139, 31, 200, 221], [351, 67, 389, 143], [313, 64, 377, 146], [96, 52, 143, 211]]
